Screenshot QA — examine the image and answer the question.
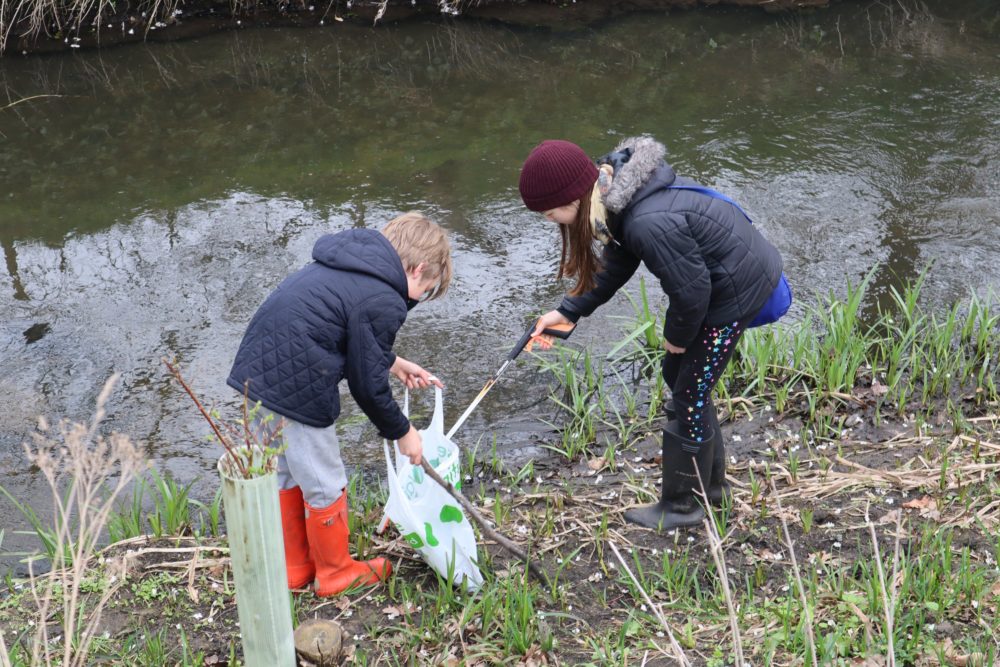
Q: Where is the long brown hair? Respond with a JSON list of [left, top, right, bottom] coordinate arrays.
[[557, 191, 602, 296]]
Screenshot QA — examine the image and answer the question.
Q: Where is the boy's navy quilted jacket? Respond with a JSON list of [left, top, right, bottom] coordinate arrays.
[[227, 228, 411, 439]]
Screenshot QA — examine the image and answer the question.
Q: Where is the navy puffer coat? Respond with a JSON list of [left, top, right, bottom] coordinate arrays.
[[227, 229, 412, 439], [557, 136, 783, 348]]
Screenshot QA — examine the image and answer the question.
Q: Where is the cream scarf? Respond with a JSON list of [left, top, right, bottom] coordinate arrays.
[[589, 166, 613, 245]]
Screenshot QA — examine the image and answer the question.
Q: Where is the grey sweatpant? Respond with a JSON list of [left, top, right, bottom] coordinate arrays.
[[255, 407, 347, 509]]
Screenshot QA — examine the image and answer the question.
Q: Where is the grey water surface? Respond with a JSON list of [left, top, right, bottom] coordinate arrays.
[[1, 0, 998, 565]]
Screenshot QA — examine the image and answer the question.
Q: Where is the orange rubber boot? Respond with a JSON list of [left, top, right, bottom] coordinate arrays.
[[279, 487, 315, 590], [304, 493, 392, 597]]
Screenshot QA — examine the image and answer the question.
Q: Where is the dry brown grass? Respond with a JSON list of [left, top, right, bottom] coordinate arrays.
[[1, 376, 146, 667]]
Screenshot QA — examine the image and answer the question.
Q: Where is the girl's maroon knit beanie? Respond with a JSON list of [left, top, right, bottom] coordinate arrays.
[[518, 140, 599, 212]]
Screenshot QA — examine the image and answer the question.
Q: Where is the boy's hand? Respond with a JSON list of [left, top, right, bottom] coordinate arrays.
[[391, 356, 444, 390], [529, 310, 572, 351], [397, 425, 423, 465]]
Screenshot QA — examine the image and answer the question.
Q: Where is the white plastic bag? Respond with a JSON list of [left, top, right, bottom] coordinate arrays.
[[383, 386, 483, 592]]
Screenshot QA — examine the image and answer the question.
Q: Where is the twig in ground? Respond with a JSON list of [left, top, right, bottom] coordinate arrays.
[[607, 540, 690, 666], [865, 502, 897, 667], [419, 459, 549, 583], [770, 479, 818, 667], [696, 460, 744, 667], [162, 358, 247, 478]]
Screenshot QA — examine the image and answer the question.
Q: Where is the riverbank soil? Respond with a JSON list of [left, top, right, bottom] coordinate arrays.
[[3, 0, 840, 55], [2, 391, 998, 665]]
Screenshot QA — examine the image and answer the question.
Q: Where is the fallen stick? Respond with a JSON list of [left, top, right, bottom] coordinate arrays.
[[419, 459, 548, 583]]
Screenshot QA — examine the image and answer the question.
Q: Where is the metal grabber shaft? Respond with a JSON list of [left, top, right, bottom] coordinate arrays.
[[445, 320, 574, 439]]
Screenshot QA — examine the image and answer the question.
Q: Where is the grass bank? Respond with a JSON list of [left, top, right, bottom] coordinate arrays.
[[1, 272, 998, 665], [1, 0, 837, 55]]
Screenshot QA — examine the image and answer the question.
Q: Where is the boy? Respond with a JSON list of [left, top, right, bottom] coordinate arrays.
[[227, 212, 452, 596]]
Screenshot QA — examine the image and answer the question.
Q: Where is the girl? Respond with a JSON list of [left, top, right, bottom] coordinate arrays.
[[519, 137, 783, 531]]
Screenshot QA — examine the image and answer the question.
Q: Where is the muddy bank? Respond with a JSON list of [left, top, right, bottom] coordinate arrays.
[[2, 399, 998, 665], [4, 0, 840, 55]]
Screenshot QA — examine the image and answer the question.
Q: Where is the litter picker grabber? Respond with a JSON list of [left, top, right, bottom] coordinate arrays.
[[377, 319, 574, 538], [445, 319, 575, 440]]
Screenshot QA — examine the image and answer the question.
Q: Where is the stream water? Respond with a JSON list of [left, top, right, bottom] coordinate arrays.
[[1, 0, 998, 566]]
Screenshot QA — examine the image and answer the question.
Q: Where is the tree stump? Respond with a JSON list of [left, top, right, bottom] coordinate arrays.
[[293, 618, 343, 666]]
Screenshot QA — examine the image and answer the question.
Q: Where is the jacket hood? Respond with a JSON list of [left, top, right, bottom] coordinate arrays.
[[312, 228, 409, 303], [599, 136, 675, 214]]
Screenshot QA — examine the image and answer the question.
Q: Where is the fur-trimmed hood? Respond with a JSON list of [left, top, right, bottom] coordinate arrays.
[[598, 136, 672, 214]]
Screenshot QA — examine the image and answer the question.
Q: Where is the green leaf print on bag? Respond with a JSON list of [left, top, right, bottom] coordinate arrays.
[[439, 504, 464, 524], [382, 386, 484, 591]]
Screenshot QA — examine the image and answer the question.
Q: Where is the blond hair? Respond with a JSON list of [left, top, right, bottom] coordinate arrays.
[[381, 212, 453, 301]]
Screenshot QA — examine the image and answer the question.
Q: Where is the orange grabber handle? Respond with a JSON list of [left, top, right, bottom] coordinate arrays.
[[509, 320, 576, 359]]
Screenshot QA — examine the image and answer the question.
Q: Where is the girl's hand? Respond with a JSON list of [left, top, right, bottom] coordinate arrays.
[[663, 340, 686, 354], [530, 310, 572, 351], [396, 425, 423, 465], [390, 356, 444, 390]]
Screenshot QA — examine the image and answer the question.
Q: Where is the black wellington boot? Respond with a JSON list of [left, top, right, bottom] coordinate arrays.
[[663, 399, 730, 507], [624, 421, 714, 531], [704, 403, 732, 507]]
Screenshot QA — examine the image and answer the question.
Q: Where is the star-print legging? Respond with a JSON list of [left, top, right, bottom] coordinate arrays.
[[662, 317, 751, 444]]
